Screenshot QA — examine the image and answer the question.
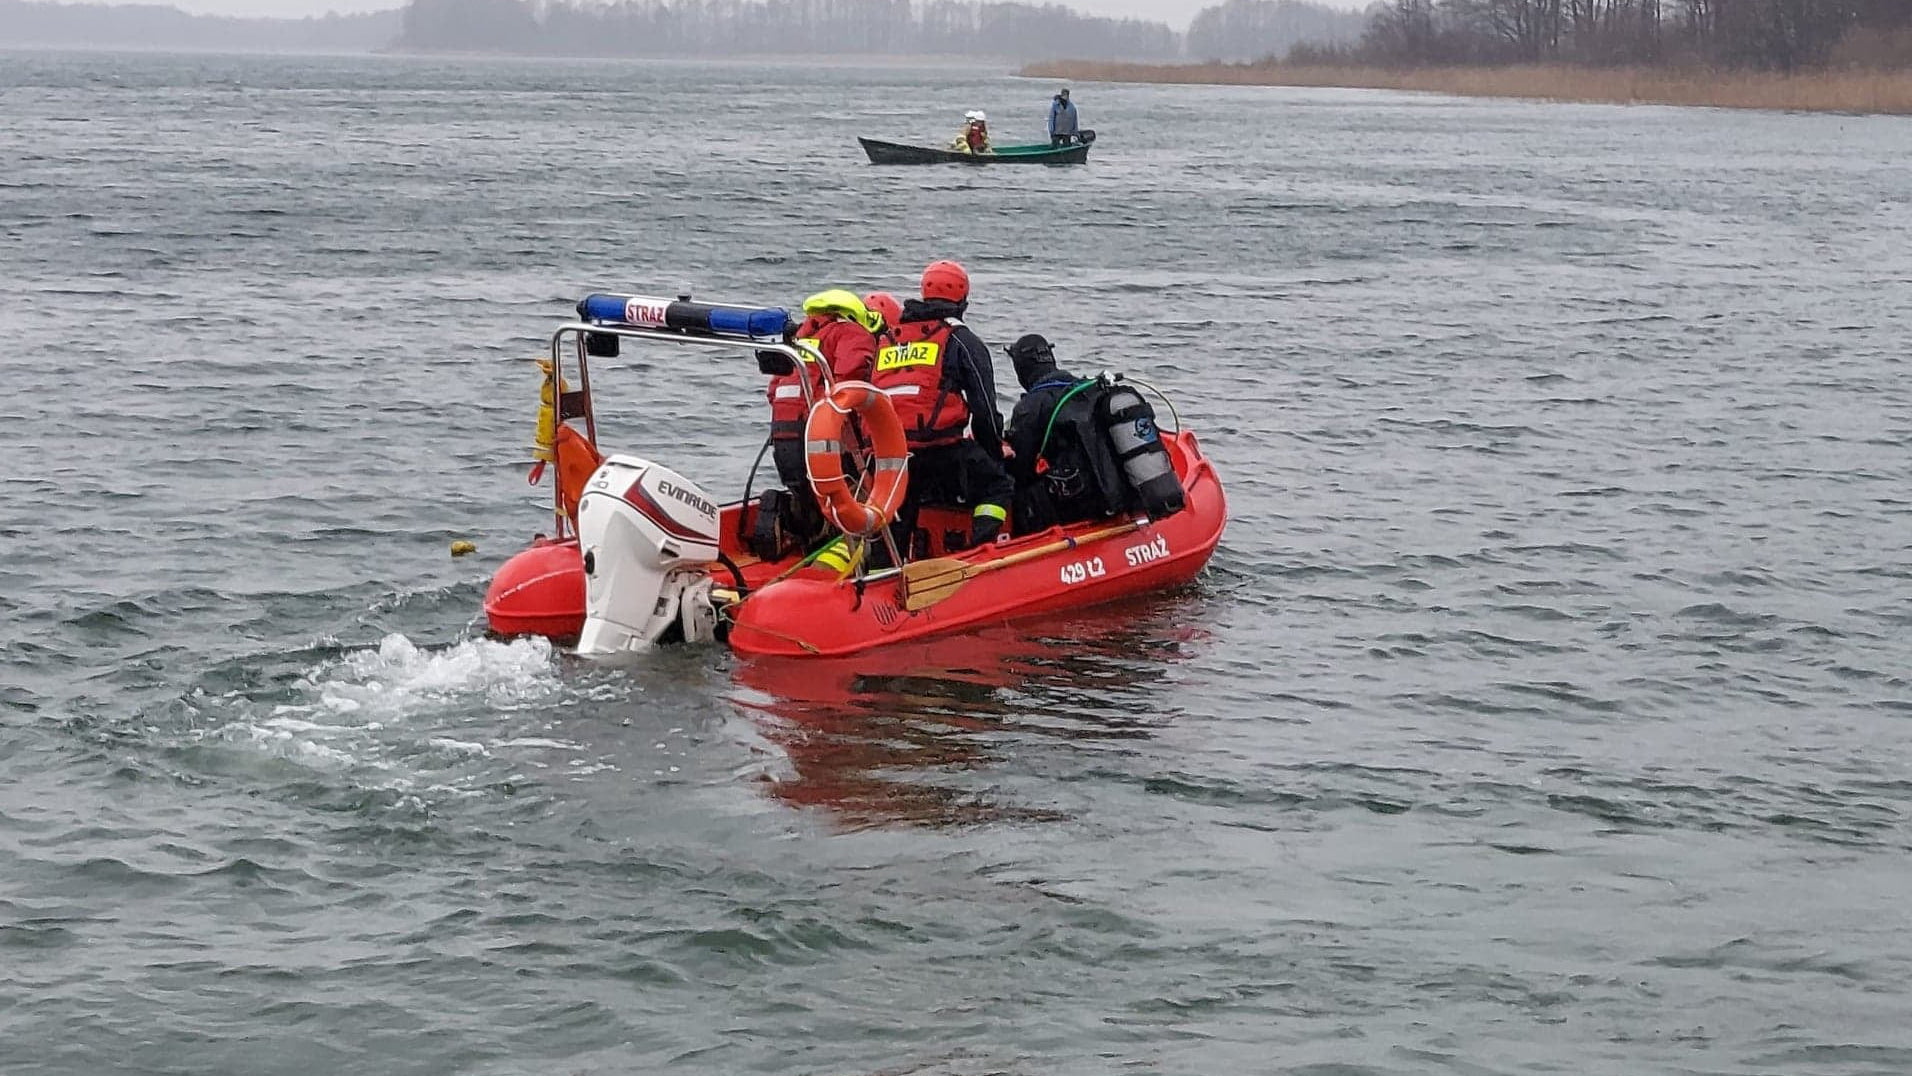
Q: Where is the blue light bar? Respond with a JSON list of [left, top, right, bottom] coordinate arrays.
[[577, 293, 792, 338]]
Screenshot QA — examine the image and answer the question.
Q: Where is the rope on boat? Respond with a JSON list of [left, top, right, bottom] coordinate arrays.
[[727, 618, 822, 655]]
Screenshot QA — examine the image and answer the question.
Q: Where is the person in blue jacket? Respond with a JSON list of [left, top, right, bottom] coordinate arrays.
[[1048, 88, 1080, 147]]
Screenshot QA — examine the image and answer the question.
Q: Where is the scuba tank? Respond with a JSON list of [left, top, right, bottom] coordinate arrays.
[[1096, 380, 1185, 520]]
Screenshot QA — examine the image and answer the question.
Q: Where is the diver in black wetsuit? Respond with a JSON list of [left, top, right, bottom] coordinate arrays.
[[1004, 334, 1122, 532]]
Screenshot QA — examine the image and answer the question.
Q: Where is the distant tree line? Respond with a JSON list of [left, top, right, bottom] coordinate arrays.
[[397, 0, 1183, 60], [1348, 0, 1912, 70], [1188, 0, 1368, 62], [0, 0, 399, 50]]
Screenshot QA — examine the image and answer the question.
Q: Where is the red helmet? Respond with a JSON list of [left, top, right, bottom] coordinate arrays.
[[920, 260, 969, 304], [863, 291, 902, 332]]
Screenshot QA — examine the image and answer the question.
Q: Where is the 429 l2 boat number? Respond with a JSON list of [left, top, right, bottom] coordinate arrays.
[[1059, 557, 1107, 585], [1060, 533, 1175, 585]]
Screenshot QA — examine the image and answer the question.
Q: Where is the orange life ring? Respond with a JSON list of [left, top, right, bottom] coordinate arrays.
[[804, 380, 909, 537]]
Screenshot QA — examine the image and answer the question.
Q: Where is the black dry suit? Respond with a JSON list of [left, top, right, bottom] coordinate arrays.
[[1005, 334, 1186, 531]]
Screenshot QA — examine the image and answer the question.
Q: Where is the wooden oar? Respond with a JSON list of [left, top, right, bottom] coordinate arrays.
[[900, 520, 1143, 613]]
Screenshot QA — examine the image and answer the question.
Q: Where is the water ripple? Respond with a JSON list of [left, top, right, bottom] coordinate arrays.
[[2, 51, 1911, 1076]]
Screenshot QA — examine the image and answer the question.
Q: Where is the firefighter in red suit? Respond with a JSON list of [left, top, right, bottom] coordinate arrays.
[[763, 290, 878, 546], [869, 260, 1014, 559]]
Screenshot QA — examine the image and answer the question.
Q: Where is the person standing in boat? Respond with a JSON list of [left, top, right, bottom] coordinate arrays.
[[871, 260, 1014, 557], [1048, 88, 1079, 148], [949, 110, 992, 155], [762, 290, 879, 548]]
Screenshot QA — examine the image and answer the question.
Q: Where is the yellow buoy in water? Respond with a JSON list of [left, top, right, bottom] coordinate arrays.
[[450, 540, 477, 558]]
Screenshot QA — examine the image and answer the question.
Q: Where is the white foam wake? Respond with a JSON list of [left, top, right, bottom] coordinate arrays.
[[303, 633, 560, 721], [218, 633, 585, 789]]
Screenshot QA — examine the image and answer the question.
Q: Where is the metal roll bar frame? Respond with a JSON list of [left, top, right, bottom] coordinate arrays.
[[538, 319, 905, 577]]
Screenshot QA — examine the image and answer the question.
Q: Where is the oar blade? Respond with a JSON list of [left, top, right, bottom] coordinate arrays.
[[900, 556, 972, 612], [902, 572, 968, 612], [899, 556, 967, 585]]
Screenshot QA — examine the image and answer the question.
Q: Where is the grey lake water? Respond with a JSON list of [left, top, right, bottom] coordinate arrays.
[[2, 49, 1910, 1076]]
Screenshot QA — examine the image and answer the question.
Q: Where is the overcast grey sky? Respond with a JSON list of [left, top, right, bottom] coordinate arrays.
[[161, 0, 1368, 27]]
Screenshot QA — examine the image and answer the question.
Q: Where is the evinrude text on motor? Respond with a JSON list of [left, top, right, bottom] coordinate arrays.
[[573, 456, 723, 654]]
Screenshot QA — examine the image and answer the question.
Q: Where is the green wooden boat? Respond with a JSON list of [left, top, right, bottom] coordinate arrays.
[[858, 135, 1093, 166]]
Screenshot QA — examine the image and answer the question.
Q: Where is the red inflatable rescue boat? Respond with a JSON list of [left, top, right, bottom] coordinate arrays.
[[481, 292, 1228, 658]]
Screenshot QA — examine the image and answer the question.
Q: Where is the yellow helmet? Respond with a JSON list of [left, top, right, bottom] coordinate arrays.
[[802, 289, 878, 334]]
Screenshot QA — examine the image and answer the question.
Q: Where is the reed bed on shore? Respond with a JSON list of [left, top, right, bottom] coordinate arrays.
[[1020, 61, 1912, 114]]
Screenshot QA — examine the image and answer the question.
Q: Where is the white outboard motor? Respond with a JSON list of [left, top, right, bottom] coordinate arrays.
[[574, 455, 723, 655]]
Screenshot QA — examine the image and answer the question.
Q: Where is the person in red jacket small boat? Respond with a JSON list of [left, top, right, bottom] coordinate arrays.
[[948, 110, 992, 154], [763, 290, 879, 547], [870, 260, 1014, 560]]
